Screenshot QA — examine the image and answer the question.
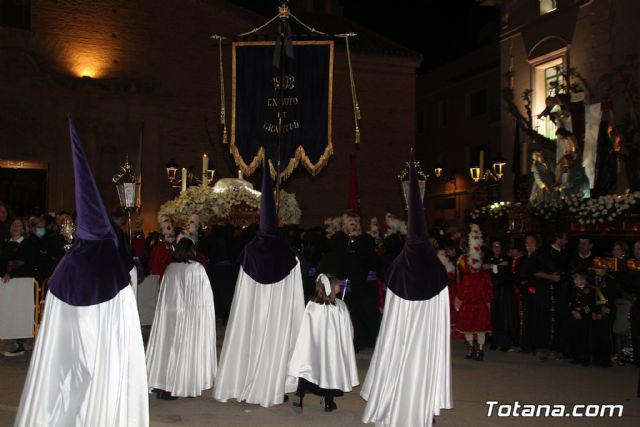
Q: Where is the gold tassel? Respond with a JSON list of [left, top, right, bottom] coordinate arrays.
[[355, 127, 361, 144], [222, 126, 228, 145], [355, 104, 361, 121]]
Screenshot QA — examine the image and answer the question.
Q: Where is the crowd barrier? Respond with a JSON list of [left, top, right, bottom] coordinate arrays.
[[0, 277, 40, 339]]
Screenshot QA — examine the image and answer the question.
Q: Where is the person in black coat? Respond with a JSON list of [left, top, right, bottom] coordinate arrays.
[[548, 231, 570, 356], [522, 233, 561, 359], [351, 233, 382, 351], [591, 265, 616, 368], [484, 239, 517, 351], [569, 236, 595, 274], [568, 270, 595, 366], [1, 218, 38, 283]]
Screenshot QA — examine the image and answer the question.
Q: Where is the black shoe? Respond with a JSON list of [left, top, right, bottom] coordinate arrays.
[[489, 345, 498, 351], [464, 342, 476, 359], [159, 391, 178, 400], [293, 392, 304, 413], [2, 343, 25, 357], [500, 346, 510, 352], [474, 349, 484, 361], [324, 399, 337, 412], [283, 394, 289, 403]]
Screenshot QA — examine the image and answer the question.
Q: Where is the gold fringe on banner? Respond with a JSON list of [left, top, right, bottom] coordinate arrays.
[[230, 141, 334, 183]]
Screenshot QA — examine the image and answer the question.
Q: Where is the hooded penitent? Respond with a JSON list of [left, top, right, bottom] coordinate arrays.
[[361, 152, 452, 427], [214, 157, 304, 407], [14, 115, 148, 427]]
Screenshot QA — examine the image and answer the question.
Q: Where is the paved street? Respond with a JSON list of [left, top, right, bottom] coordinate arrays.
[[1, 329, 639, 427]]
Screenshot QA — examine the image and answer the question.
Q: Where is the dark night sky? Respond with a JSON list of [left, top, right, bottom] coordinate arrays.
[[230, 0, 500, 72]]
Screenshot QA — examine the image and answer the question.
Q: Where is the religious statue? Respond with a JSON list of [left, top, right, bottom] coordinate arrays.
[[555, 128, 590, 198], [529, 151, 556, 206]]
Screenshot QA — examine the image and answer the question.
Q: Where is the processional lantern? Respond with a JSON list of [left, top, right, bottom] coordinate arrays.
[[112, 157, 140, 242], [398, 159, 427, 209]]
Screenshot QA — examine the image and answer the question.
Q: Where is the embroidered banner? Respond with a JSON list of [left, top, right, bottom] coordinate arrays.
[[231, 40, 334, 180]]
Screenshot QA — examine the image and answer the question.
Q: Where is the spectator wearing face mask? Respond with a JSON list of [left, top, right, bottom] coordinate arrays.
[[27, 215, 65, 284]]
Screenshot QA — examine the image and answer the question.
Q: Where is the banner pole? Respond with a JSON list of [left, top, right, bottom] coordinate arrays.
[[274, 2, 289, 213]]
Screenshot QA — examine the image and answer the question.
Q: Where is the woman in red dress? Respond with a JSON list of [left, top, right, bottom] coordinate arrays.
[[455, 224, 493, 361]]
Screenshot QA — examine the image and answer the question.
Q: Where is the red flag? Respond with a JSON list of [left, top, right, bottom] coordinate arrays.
[[347, 152, 362, 218]]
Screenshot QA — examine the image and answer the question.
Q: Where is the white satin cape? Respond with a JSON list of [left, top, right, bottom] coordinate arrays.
[[361, 287, 452, 427], [146, 262, 217, 397], [14, 285, 149, 427], [213, 262, 305, 407], [288, 299, 359, 391]]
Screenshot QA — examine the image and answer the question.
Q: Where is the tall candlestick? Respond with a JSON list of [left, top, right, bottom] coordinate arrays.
[[202, 154, 208, 187], [479, 150, 485, 173], [181, 167, 187, 193]]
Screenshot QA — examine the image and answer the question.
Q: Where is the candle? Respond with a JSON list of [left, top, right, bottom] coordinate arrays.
[[479, 150, 485, 172], [181, 167, 187, 193], [238, 170, 243, 180], [202, 154, 208, 187], [521, 142, 528, 175]]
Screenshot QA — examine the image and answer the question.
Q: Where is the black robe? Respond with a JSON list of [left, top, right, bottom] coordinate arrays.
[[522, 249, 555, 353], [549, 246, 571, 355], [488, 255, 518, 350]]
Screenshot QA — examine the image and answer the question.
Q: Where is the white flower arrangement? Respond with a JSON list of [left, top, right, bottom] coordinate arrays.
[[469, 201, 520, 221], [157, 184, 301, 228], [574, 190, 640, 225], [531, 198, 563, 220], [524, 190, 640, 225]]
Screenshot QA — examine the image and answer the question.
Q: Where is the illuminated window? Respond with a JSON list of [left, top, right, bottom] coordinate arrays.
[[533, 57, 564, 140], [540, 0, 557, 15], [0, 0, 30, 29]]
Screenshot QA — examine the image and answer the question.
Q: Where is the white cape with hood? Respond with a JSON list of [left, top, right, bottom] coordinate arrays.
[[14, 284, 149, 427], [213, 261, 305, 407], [361, 287, 452, 427], [288, 299, 359, 391], [146, 261, 217, 397]]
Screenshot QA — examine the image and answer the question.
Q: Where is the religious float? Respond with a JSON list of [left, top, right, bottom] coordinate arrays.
[[158, 177, 301, 231]]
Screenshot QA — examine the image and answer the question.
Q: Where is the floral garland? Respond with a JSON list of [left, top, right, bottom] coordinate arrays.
[[157, 184, 301, 228], [469, 201, 520, 221]]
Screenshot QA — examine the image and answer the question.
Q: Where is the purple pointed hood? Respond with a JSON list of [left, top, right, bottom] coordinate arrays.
[[239, 157, 297, 284], [385, 152, 448, 301], [47, 115, 131, 306]]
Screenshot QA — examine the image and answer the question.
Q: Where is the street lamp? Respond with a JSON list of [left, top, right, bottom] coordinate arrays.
[[492, 154, 507, 179], [434, 163, 443, 178]]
